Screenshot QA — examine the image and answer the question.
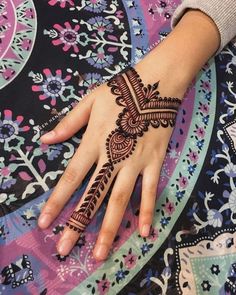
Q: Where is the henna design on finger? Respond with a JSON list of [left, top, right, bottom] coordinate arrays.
[[66, 163, 114, 233], [66, 67, 181, 233]]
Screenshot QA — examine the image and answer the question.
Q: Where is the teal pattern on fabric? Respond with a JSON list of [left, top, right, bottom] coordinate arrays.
[[192, 254, 236, 294]]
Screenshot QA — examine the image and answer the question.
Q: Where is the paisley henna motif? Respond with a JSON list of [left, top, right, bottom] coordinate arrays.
[[66, 67, 181, 233]]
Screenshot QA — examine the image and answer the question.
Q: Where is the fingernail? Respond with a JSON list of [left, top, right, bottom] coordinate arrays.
[[94, 244, 108, 260], [38, 213, 51, 228], [58, 239, 74, 256], [141, 224, 150, 237], [40, 130, 55, 141]]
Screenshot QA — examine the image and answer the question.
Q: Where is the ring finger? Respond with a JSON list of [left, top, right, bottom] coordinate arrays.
[[139, 163, 161, 237]]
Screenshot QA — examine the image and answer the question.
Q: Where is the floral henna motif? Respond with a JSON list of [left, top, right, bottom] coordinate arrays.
[[66, 67, 181, 233]]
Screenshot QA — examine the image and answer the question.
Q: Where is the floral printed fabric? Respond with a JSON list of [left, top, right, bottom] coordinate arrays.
[[1, 1, 236, 295]]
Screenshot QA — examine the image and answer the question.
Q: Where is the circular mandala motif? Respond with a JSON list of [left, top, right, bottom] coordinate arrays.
[[0, 0, 37, 89], [118, 109, 149, 136]]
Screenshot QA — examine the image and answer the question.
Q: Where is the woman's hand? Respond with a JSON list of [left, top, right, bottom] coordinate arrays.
[[37, 8, 220, 261], [37, 65, 183, 261]]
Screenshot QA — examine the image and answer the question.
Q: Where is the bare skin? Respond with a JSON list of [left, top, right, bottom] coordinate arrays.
[[37, 10, 220, 261]]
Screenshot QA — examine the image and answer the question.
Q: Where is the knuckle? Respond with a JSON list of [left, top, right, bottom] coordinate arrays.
[[110, 191, 128, 207], [135, 143, 145, 157], [152, 148, 166, 161], [99, 228, 115, 240], [43, 200, 61, 214], [61, 167, 78, 184], [143, 186, 157, 197], [140, 209, 153, 219], [151, 149, 160, 160]]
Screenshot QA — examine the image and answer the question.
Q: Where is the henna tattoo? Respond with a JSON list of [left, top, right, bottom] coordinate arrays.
[[66, 163, 114, 233], [66, 67, 181, 233]]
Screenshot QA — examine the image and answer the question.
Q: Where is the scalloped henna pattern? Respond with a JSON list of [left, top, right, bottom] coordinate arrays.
[[66, 67, 182, 233]]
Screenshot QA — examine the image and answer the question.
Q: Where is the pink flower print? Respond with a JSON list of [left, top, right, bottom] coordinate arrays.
[[40, 143, 49, 152], [25, 8, 35, 19], [116, 10, 124, 19], [178, 176, 188, 189], [32, 69, 71, 106], [196, 127, 205, 139], [87, 47, 113, 69], [52, 22, 80, 53], [189, 151, 199, 163], [2, 68, 15, 81], [21, 38, 32, 51], [164, 201, 175, 215], [0, 110, 30, 144], [201, 80, 211, 91], [0, 161, 17, 189], [0, 167, 10, 177], [124, 253, 137, 269], [148, 227, 159, 242], [48, 0, 74, 8], [97, 279, 110, 295], [87, 16, 113, 35], [199, 103, 209, 114]]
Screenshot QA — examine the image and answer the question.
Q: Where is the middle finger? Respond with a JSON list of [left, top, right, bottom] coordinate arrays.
[[93, 165, 140, 261]]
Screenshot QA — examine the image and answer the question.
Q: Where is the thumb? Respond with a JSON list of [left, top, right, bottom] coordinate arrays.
[[40, 94, 94, 144]]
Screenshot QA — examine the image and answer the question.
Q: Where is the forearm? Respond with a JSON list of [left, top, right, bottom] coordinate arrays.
[[172, 0, 236, 54], [135, 9, 220, 98]]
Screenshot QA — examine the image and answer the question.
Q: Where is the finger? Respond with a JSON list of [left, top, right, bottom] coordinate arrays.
[[139, 164, 160, 237], [38, 134, 97, 229], [93, 166, 140, 261], [56, 159, 118, 256], [40, 94, 95, 144]]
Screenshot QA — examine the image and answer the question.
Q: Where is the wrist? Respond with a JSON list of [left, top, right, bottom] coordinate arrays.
[[135, 46, 190, 100], [135, 9, 220, 99]]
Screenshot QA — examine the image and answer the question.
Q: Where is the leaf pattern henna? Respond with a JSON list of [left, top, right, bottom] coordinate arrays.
[[66, 67, 181, 233], [66, 163, 114, 233]]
